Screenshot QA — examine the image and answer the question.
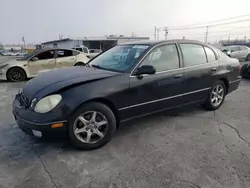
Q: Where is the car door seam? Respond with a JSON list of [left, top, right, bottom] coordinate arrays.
[[119, 87, 211, 110]]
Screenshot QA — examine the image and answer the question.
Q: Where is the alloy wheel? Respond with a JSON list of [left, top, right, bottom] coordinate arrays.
[[211, 85, 224, 107], [73, 111, 108, 144]]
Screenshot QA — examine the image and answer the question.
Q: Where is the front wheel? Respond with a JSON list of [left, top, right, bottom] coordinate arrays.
[[203, 80, 226, 111], [7, 67, 26, 82], [68, 102, 116, 150]]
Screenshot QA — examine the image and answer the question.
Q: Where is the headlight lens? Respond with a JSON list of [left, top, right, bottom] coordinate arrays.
[[34, 94, 62, 113]]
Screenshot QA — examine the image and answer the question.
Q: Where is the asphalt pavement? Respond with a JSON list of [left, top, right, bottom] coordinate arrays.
[[0, 56, 250, 188]]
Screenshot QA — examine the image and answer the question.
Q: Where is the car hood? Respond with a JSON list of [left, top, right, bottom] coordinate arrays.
[[22, 67, 120, 99], [0, 59, 20, 65]]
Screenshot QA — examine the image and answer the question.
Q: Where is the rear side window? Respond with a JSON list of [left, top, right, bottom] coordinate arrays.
[[73, 51, 80, 56], [180, 44, 207, 67], [204, 47, 216, 62], [57, 50, 73, 58], [240, 46, 248, 51]]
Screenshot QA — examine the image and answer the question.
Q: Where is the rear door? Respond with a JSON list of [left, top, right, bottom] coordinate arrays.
[[122, 43, 185, 119], [179, 43, 218, 103], [230, 46, 241, 58], [55, 49, 77, 68], [239, 46, 249, 59], [28, 50, 56, 76]]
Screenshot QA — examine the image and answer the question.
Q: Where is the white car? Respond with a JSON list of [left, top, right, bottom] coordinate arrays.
[[89, 49, 102, 58], [2, 51, 11, 56], [222, 45, 250, 61], [0, 48, 89, 82]]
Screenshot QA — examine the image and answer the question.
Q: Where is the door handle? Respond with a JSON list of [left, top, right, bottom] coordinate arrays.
[[174, 74, 182, 78], [211, 67, 217, 72], [70, 58, 75, 60], [48, 60, 54, 63]]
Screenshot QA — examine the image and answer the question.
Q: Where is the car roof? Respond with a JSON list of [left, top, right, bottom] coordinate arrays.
[[119, 39, 208, 46]]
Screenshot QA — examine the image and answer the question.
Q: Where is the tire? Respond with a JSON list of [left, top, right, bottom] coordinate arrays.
[[7, 67, 26, 82], [203, 80, 226, 111], [68, 102, 116, 150], [240, 64, 249, 78], [246, 54, 250, 61], [74, 62, 84, 66]]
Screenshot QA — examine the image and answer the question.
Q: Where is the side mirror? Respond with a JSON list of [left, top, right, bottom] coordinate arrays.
[[31, 57, 38, 61], [135, 65, 156, 75]]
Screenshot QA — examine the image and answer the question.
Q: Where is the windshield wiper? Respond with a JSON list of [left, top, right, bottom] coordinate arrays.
[[91, 64, 103, 70]]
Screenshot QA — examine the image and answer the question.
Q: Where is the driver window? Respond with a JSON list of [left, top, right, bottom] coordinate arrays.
[[142, 44, 180, 72], [35, 50, 55, 60]]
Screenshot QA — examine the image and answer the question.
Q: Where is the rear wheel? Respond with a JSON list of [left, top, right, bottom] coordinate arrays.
[[68, 102, 116, 150], [7, 67, 26, 82], [74, 62, 84, 66], [203, 80, 226, 111]]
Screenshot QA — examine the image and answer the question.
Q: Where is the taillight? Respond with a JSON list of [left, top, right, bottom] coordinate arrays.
[[237, 64, 241, 72]]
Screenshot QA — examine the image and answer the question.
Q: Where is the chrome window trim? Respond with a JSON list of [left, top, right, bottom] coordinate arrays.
[[129, 60, 216, 78], [118, 87, 211, 111]]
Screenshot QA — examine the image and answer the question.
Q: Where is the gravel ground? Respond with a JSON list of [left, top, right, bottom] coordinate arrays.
[[0, 56, 250, 188]]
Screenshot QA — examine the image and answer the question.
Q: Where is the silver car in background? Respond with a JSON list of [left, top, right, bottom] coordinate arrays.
[[222, 45, 250, 61]]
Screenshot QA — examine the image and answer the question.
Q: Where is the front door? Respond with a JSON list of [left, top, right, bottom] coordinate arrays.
[[120, 43, 185, 120], [179, 43, 218, 103], [55, 49, 77, 68], [28, 50, 56, 76]]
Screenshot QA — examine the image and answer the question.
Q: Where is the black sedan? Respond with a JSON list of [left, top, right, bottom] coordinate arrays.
[[13, 40, 241, 150]]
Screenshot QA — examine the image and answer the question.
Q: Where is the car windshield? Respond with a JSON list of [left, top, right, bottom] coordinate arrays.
[[88, 44, 150, 73], [16, 50, 38, 61]]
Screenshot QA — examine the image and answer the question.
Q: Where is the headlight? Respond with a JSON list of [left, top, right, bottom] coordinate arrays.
[[34, 94, 62, 113], [0, 64, 8, 69]]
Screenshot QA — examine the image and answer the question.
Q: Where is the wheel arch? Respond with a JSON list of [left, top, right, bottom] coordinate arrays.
[[70, 98, 120, 128], [74, 62, 84, 66], [218, 77, 229, 94], [6, 66, 27, 79]]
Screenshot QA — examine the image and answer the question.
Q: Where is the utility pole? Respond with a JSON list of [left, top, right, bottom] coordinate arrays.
[[157, 28, 160, 40], [205, 26, 209, 43], [22, 36, 26, 49], [154, 26, 157, 40]]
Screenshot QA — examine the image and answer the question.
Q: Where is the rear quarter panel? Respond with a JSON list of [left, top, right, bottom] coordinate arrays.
[[76, 53, 89, 64], [217, 50, 240, 81]]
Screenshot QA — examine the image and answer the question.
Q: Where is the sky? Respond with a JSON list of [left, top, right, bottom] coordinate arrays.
[[1, 0, 250, 44]]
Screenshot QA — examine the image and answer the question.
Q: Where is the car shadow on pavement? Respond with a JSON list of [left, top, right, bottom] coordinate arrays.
[[31, 103, 205, 152], [116, 103, 203, 137]]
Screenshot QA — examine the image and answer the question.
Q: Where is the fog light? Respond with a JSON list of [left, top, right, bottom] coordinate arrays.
[[32, 130, 42, 137], [51, 123, 63, 128]]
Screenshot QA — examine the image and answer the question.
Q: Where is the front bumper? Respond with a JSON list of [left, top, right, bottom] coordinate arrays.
[[13, 94, 67, 137], [0, 69, 7, 80]]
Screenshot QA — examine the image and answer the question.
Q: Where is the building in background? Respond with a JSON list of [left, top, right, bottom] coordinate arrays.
[[41, 35, 150, 51]]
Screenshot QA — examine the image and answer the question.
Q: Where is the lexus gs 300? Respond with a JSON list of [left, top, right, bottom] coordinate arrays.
[[13, 40, 241, 149]]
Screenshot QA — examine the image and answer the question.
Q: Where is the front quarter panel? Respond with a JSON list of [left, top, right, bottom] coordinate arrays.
[[0, 60, 31, 80], [58, 74, 130, 119]]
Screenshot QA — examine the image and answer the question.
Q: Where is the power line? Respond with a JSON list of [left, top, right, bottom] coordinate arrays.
[[169, 18, 250, 30], [170, 14, 250, 29]]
